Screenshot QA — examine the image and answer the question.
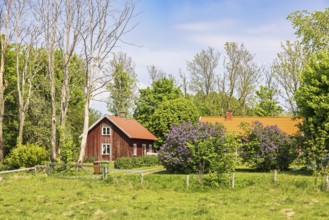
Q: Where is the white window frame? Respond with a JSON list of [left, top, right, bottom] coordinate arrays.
[[149, 144, 152, 152], [142, 144, 147, 156], [133, 143, 137, 156], [102, 126, 111, 135], [101, 143, 110, 155]]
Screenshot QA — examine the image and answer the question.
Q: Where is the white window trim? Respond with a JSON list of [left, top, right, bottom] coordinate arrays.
[[149, 144, 152, 152], [142, 144, 147, 156], [133, 143, 137, 156], [102, 126, 111, 135], [101, 143, 110, 155]]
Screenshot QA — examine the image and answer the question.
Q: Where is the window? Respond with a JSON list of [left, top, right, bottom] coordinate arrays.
[[149, 144, 152, 152], [102, 144, 110, 155], [133, 143, 137, 156], [102, 126, 111, 135], [142, 144, 147, 156]]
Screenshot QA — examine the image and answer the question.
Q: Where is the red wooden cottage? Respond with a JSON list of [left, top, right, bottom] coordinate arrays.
[[84, 114, 157, 161]]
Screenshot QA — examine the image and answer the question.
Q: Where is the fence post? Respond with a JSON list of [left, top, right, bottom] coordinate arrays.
[[274, 169, 277, 184], [326, 175, 329, 191], [232, 173, 235, 188], [141, 171, 144, 185], [103, 166, 108, 180], [186, 175, 190, 188], [34, 167, 37, 175]]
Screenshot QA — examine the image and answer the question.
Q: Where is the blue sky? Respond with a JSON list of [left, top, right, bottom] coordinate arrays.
[[93, 0, 329, 113]]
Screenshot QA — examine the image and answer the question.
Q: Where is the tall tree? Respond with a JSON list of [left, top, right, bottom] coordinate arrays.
[[221, 42, 260, 112], [37, 0, 61, 162], [273, 41, 305, 115], [288, 8, 329, 53], [58, 0, 83, 133], [150, 97, 199, 145], [187, 47, 220, 95], [11, 0, 42, 144], [295, 52, 329, 182], [107, 52, 137, 115], [78, 0, 136, 163], [134, 77, 182, 130], [147, 65, 166, 83], [0, 0, 14, 163]]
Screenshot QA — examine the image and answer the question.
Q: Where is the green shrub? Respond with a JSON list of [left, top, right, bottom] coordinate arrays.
[[241, 121, 298, 171], [0, 163, 6, 171], [115, 156, 160, 169], [143, 155, 160, 166], [84, 156, 95, 163], [4, 143, 49, 169]]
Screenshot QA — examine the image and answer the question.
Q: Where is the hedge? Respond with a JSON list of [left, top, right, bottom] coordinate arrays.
[[114, 155, 160, 169]]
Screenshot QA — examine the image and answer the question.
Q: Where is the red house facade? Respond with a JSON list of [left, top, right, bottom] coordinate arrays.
[[84, 115, 157, 161]]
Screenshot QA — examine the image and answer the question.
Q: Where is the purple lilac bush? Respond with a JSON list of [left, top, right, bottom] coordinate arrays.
[[241, 121, 298, 171], [159, 122, 225, 173]]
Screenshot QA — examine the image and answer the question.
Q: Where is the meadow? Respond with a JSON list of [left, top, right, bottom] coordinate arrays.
[[0, 169, 328, 220]]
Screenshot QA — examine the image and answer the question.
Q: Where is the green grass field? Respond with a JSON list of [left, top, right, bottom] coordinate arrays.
[[0, 169, 328, 219]]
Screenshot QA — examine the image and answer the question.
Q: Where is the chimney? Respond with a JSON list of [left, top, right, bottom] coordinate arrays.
[[225, 110, 233, 120], [118, 111, 126, 118]]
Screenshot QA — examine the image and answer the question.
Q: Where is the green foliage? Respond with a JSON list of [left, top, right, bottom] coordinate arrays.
[[4, 143, 49, 169], [2, 46, 85, 162], [107, 58, 136, 115], [58, 127, 75, 164], [295, 52, 329, 175], [254, 85, 283, 116], [192, 91, 224, 116], [84, 156, 96, 163], [187, 133, 238, 184], [114, 156, 160, 169], [150, 97, 199, 145], [134, 77, 182, 142], [288, 8, 329, 53]]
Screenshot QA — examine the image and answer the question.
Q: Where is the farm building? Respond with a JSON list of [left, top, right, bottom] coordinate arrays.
[[200, 111, 302, 135], [84, 113, 157, 161]]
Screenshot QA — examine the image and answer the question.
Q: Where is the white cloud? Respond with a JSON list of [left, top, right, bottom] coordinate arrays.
[[175, 19, 237, 31]]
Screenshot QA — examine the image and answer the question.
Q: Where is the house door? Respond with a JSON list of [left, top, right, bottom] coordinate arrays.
[[142, 144, 146, 156]]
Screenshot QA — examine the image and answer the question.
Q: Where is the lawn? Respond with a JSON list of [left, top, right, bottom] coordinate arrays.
[[0, 169, 328, 219]]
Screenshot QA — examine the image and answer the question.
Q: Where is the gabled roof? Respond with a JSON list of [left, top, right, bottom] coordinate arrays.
[[88, 115, 157, 141], [199, 116, 302, 135]]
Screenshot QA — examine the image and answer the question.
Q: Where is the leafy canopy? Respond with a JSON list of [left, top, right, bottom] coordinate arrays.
[[295, 52, 329, 173], [150, 97, 199, 145], [134, 77, 182, 131], [254, 85, 283, 116]]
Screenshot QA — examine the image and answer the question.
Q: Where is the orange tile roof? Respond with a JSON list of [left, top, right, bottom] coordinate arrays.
[[199, 116, 302, 135], [106, 115, 157, 140]]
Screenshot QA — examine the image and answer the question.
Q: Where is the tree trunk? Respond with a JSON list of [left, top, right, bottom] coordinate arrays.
[[49, 57, 57, 162], [0, 78, 4, 163], [0, 0, 12, 163], [0, 37, 5, 163], [78, 92, 90, 164]]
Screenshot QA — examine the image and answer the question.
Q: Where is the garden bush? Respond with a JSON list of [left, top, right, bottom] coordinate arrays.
[[114, 155, 160, 169], [4, 143, 49, 169], [240, 121, 298, 171], [159, 122, 238, 175]]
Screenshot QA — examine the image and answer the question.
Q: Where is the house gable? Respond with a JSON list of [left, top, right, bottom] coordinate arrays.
[[85, 115, 157, 161]]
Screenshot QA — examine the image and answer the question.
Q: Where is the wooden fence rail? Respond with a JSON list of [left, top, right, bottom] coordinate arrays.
[[0, 167, 36, 175]]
